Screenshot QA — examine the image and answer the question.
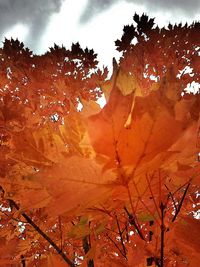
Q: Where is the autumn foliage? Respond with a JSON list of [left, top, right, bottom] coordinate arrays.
[[0, 14, 200, 267]]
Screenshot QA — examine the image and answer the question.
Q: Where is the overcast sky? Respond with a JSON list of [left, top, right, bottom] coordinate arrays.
[[0, 0, 200, 68]]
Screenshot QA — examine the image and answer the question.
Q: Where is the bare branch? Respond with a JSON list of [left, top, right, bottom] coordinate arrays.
[[172, 182, 190, 222], [106, 233, 126, 258], [124, 206, 145, 241], [115, 215, 127, 259], [160, 202, 165, 267], [164, 184, 178, 212], [8, 200, 75, 267]]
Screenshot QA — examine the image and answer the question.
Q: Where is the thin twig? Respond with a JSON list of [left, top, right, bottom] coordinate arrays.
[[160, 202, 165, 267], [125, 224, 129, 242], [20, 255, 26, 267], [124, 206, 145, 240], [146, 173, 161, 220], [158, 169, 162, 207], [127, 184, 140, 226], [172, 179, 192, 195], [164, 184, 177, 212], [0, 209, 27, 224], [115, 215, 127, 259], [89, 205, 112, 218], [106, 233, 126, 258], [58, 216, 63, 251], [82, 236, 94, 267], [172, 182, 190, 222]]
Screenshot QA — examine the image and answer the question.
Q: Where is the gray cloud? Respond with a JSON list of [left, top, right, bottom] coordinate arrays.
[[0, 0, 64, 51], [80, 0, 200, 23], [80, 0, 114, 23]]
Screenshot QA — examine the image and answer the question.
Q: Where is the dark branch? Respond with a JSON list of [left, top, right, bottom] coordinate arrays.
[[21, 255, 26, 267], [9, 200, 75, 267], [115, 215, 127, 259], [82, 236, 94, 267], [124, 206, 145, 240], [172, 182, 190, 222], [160, 202, 165, 267], [106, 233, 127, 258], [164, 184, 178, 212]]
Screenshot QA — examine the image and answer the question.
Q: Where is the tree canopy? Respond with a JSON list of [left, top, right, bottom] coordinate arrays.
[[0, 14, 199, 267]]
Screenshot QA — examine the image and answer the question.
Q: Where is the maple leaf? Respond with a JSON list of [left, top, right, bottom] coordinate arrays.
[[0, 13, 199, 267]]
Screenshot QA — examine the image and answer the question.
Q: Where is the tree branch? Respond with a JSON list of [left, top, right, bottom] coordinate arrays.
[[8, 200, 75, 267], [164, 184, 177, 213], [115, 215, 127, 259], [20, 255, 26, 267], [82, 236, 94, 267], [146, 173, 161, 220], [160, 202, 165, 267], [58, 216, 63, 251], [106, 233, 126, 258], [124, 206, 145, 240], [172, 182, 190, 222]]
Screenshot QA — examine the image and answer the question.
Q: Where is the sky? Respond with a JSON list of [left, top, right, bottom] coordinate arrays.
[[0, 0, 200, 68]]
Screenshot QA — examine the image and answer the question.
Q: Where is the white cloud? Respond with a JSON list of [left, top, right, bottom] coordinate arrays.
[[39, 0, 88, 52], [39, 1, 147, 68], [0, 0, 199, 69], [3, 23, 29, 42]]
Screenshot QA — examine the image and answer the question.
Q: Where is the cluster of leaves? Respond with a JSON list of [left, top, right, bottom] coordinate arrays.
[[0, 14, 199, 267], [0, 39, 107, 128], [115, 14, 200, 95]]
